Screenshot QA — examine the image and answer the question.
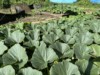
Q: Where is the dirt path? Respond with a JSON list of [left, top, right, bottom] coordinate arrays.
[[0, 12, 62, 25], [18, 12, 62, 24]]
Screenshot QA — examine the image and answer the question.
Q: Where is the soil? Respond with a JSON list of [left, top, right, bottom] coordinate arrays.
[[4, 12, 62, 25], [21, 12, 62, 23], [0, 5, 62, 25], [0, 7, 99, 25]]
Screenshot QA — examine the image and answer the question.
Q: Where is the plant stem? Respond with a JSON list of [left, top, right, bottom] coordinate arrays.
[[47, 66, 50, 75]]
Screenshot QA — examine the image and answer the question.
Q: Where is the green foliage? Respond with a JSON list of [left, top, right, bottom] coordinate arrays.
[[0, 65, 15, 75], [18, 67, 43, 75], [0, 15, 100, 75], [50, 60, 81, 75]]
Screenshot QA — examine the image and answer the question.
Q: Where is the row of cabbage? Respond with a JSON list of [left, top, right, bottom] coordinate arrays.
[[0, 16, 100, 75]]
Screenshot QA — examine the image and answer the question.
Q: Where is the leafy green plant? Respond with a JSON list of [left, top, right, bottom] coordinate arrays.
[[0, 15, 100, 75]]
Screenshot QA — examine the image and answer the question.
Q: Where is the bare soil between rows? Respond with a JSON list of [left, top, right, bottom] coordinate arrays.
[[2, 12, 62, 25]]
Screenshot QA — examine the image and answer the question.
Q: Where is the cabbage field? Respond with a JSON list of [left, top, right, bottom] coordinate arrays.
[[0, 15, 100, 75], [0, 0, 100, 75]]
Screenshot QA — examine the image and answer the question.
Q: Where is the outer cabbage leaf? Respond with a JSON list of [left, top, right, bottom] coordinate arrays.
[[31, 41, 58, 70], [74, 43, 92, 59], [40, 24, 56, 35], [15, 22, 24, 30], [94, 33, 100, 44], [60, 34, 76, 44], [60, 27, 77, 44], [76, 31, 93, 45], [52, 29, 64, 38], [24, 35, 39, 48], [90, 44, 100, 57], [93, 57, 100, 67], [0, 41, 8, 55], [50, 60, 80, 75], [18, 67, 42, 75], [24, 40, 39, 48], [50, 41, 70, 54], [76, 59, 100, 75], [65, 27, 78, 36], [2, 44, 28, 68], [50, 41, 73, 58], [5, 30, 25, 46], [29, 29, 40, 41], [90, 20, 100, 33], [43, 33, 59, 44], [0, 65, 15, 75]]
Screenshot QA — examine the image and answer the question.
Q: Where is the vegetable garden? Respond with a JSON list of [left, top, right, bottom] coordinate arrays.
[[0, 0, 100, 75]]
